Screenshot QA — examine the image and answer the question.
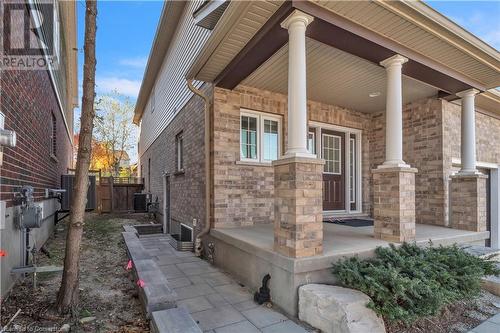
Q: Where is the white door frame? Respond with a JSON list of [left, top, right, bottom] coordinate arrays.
[[162, 173, 171, 234], [309, 121, 363, 215]]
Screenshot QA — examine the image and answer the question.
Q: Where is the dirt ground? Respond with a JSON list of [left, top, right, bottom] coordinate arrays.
[[386, 288, 500, 333], [0, 213, 151, 333]]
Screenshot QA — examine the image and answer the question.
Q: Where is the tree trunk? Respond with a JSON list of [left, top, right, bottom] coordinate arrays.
[[57, 0, 97, 314]]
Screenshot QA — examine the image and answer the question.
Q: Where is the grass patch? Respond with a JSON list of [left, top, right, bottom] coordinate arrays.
[[332, 243, 499, 325], [84, 216, 122, 237]]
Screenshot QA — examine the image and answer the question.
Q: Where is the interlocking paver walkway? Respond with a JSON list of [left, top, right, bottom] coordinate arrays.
[[136, 234, 309, 333], [469, 313, 500, 333]]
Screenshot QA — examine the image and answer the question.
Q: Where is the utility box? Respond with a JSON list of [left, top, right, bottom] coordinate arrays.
[[0, 201, 6, 230], [61, 175, 96, 212]]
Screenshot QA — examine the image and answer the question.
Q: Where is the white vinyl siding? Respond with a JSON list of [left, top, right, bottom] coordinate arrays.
[[139, 0, 211, 157]]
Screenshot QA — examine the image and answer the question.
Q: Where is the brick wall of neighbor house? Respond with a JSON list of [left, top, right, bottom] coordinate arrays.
[[0, 69, 73, 298], [370, 97, 448, 225], [212, 85, 372, 228], [0, 71, 73, 205], [139, 86, 209, 235]]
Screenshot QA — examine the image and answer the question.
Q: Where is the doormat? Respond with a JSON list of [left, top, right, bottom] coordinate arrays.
[[324, 218, 374, 227]]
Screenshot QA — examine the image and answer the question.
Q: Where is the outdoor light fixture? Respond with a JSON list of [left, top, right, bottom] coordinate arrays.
[[369, 92, 381, 98]]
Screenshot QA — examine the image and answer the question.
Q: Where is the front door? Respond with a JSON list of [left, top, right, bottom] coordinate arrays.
[[322, 130, 345, 211]]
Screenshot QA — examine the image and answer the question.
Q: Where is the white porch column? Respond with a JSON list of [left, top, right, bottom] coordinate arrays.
[[281, 10, 314, 158], [456, 89, 480, 174], [379, 55, 409, 168]]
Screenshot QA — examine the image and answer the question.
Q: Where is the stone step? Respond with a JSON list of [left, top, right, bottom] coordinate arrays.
[[150, 307, 202, 333], [123, 232, 177, 318]]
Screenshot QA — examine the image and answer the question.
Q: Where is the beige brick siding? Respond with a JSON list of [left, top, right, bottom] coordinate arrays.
[[370, 98, 448, 225], [213, 85, 372, 228], [450, 174, 488, 232], [443, 102, 500, 165], [139, 86, 211, 236]]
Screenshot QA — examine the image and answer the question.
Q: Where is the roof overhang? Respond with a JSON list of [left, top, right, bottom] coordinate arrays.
[[187, 0, 500, 113], [60, 0, 78, 109], [193, 0, 229, 30], [133, 0, 187, 124]]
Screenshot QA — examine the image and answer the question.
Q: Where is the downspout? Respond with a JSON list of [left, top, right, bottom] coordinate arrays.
[[187, 80, 212, 257]]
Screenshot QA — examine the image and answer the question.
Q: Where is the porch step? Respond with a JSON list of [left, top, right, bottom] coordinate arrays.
[[151, 307, 202, 333], [323, 212, 371, 219]]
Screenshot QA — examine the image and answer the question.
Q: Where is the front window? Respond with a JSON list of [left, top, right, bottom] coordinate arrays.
[[50, 112, 57, 157], [322, 134, 341, 174], [263, 119, 278, 161], [176, 132, 183, 171], [240, 110, 281, 163], [241, 116, 257, 160]]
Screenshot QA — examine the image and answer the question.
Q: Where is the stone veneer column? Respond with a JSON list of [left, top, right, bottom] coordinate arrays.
[[273, 157, 325, 258], [373, 167, 418, 242], [450, 174, 487, 232], [450, 89, 486, 232], [373, 55, 417, 242]]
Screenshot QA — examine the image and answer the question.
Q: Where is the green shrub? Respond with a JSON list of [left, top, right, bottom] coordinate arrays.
[[332, 243, 499, 324]]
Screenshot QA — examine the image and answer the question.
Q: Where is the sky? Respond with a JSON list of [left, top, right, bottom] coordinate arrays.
[[75, 1, 500, 163]]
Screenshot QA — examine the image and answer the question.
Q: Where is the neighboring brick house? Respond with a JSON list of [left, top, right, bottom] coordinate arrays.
[[135, 1, 500, 315], [0, 0, 77, 297]]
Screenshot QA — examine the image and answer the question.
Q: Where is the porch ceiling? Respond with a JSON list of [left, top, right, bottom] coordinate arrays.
[[242, 38, 438, 113], [187, 1, 500, 105]]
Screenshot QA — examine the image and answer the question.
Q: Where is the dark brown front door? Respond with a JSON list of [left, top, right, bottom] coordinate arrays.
[[322, 130, 345, 211]]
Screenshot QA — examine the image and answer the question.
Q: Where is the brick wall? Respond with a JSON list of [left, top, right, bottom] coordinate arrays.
[[370, 98, 448, 225], [0, 70, 73, 207], [139, 86, 210, 235], [213, 85, 372, 228], [0, 1, 74, 299], [443, 101, 500, 226], [443, 102, 500, 165]]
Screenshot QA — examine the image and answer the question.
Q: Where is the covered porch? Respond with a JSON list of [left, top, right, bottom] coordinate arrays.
[[207, 222, 488, 316], [187, 0, 497, 317]]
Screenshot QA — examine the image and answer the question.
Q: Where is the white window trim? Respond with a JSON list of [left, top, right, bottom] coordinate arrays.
[[322, 133, 342, 175], [240, 109, 281, 164], [307, 130, 316, 155]]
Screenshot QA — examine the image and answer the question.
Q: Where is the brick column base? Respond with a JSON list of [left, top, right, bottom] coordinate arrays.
[[372, 167, 418, 242], [450, 173, 487, 232], [273, 156, 325, 258]]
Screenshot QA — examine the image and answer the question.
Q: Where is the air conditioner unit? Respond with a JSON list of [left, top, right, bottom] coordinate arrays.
[[133, 193, 151, 212], [61, 175, 96, 211]]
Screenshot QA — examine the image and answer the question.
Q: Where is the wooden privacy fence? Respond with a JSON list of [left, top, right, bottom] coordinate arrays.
[[98, 176, 144, 213]]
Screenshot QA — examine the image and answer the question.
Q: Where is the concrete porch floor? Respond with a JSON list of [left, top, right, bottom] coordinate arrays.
[[213, 223, 490, 259]]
